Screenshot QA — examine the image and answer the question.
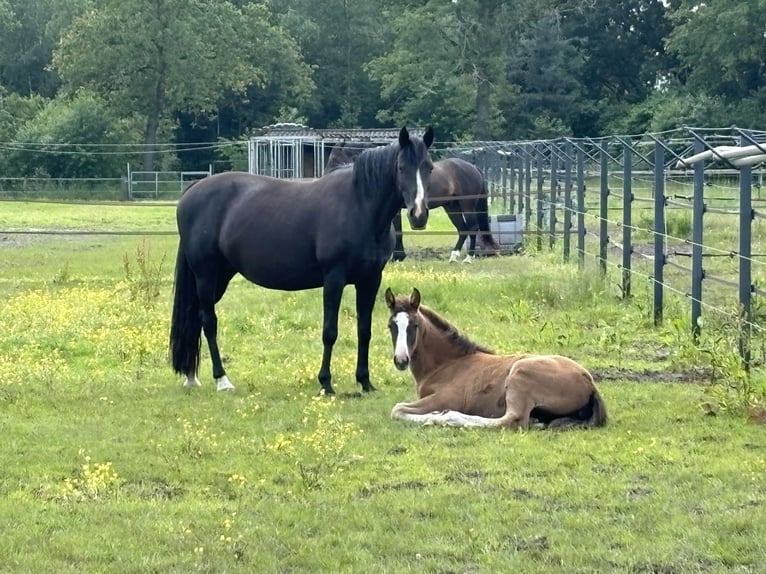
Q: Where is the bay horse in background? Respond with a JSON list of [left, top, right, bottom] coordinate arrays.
[[327, 143, 500, 263], [169, 127, 434, 395], [384, 288, 608, 429]]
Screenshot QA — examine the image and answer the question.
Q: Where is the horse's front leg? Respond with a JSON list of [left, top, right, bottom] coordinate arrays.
[[318, 271, 346, 395], [391, 210, 406, 262], [354, 275, 382, 392]]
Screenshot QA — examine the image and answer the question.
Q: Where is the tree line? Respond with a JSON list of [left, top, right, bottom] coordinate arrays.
[[0, 0, 764, 177]]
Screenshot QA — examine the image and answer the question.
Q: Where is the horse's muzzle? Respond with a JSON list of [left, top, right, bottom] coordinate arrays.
[[407, 207, 429, 231], [394, 356, 410, 371]]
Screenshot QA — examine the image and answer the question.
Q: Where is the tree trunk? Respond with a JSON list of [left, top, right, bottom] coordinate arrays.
[[474, 67, 492, 140], [142, 73, 166, 171]]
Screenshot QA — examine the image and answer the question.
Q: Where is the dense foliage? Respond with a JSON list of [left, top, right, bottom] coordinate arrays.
[[0, 0, 764, 174]]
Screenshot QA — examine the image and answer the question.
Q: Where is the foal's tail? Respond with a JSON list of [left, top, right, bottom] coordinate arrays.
[[477, 181, 501, 253], [169, 246, 202, 376], [548, 389, 608, 430]]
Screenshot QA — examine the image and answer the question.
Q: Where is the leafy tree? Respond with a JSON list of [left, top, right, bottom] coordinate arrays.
[[367, 0, 595, 141], [666, 0, 766, 128], [53, 0, 312, 170], [9, 90, 139, 178], [559, 0, 676, 135], [504, 11, 584, 138], [0, 0, 88, 97], [271, 0, 388, 128]]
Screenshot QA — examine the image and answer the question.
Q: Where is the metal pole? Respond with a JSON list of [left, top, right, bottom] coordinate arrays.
[[739, 144, 753, 371], [549, 144, 558, 249], [577, 147, 585, 270], [536, 144, 544, 252], [653, 141, 665, 326], [599, 140, 609, 276], [622, 143, 632, 298], [691, 138, 705, 341], [563, 141, 573, 262]]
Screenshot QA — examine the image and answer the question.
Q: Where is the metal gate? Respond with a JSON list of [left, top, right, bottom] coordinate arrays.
[[126, 164, 212, 199]]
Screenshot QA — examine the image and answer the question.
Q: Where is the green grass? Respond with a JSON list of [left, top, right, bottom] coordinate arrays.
[[2, 201, 766, 573]]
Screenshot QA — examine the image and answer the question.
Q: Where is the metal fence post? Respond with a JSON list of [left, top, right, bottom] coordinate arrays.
[[599, 140, 609, 276], [622, 143, 632, 298], [691, 137, 705, 342], [536, 144, 544, 251], [525, 151, 532, 233], [563, 140, 573, 262], [739, 138, 753, 371], [550, 143, 558, 249], [577, 146, 585, 270], [653, 140, 666, 326]]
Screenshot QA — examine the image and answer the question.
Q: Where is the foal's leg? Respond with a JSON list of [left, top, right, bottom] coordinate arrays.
[[317, 270, 345, 395], [391, 394, 449, 423], [354, 276, 382, 392]]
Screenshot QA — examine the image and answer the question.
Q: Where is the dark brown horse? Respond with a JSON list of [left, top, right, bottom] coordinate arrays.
[[327, 144, 500, 262], [384, 288, 608, 428], [169, 127, 434, 395]]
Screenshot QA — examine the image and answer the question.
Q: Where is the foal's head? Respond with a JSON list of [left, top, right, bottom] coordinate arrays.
[[385, 287, 493, 371], [396, 127, 434, 230], [384, 287, 422, 371]]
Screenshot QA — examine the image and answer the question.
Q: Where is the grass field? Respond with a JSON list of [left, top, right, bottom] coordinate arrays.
[[1, 200, 765, 573]]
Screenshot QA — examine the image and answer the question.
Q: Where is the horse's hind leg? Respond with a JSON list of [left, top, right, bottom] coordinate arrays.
[[444, 205, 470, 263], [197, 269, 236, 391]]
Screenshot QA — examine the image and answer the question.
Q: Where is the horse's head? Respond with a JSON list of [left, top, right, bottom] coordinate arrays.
[[384, 287, 422, 370], [396, 127, 434, 230]]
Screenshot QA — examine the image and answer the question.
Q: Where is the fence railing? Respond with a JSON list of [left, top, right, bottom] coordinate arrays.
[[465, 126, 766, 370]]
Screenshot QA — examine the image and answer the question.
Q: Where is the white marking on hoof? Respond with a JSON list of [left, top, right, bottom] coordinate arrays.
[[183, 375, 202, 388], [462, 254, 474, 264], [449, 250, 460, 263], [216, 375, 235, 392]]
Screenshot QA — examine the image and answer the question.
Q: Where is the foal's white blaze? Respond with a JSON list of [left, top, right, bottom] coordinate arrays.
[[413, 171, 426, 218], [394, 312, 411, 365]]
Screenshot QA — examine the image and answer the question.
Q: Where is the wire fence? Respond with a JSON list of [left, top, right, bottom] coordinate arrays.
[[465, 126, 766, 370], [2, 125, 765, 371]]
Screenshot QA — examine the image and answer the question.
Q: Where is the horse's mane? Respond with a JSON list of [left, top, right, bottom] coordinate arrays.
[[419, 304, 495, 355], [352, 144, 398, 197]]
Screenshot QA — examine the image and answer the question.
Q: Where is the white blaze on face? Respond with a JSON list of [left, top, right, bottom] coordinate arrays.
[[413, 171, 426, 218], [394, 312, 411, 364]]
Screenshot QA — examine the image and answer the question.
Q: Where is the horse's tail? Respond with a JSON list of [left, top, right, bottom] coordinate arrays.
[[476, 181, 501, 253], [548, 389, 608, 430], [169, 246, 202, 376]]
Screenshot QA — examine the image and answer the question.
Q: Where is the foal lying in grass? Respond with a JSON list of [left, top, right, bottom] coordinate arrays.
[[385, 288, 608, 429]]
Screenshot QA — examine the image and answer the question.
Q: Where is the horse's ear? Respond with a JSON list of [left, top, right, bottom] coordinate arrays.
[[384, 287, 395, 309], [399, 126, 411, 147], [423, 127, 434, 149], [410, 288, 421, 309]]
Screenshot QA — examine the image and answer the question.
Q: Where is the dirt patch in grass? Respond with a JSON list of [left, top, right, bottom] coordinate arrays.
[[591, 366, 710, 384]]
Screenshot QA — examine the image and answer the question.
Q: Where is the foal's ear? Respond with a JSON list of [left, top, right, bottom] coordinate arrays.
[[398, 126, 411, 147], [423, 126, 434, 149], [384, 287, 396, 309], [410, 288, 421, 309]]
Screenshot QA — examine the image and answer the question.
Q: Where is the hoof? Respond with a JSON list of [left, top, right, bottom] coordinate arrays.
[[183, 375, 202, 388], [462, 254, 474, 264], [216, 375, 235, 392], [320, 386, 336, 396], [448, 250, 460, 263], [391, 252, 407, 262], [361, 382, 377, 392]]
